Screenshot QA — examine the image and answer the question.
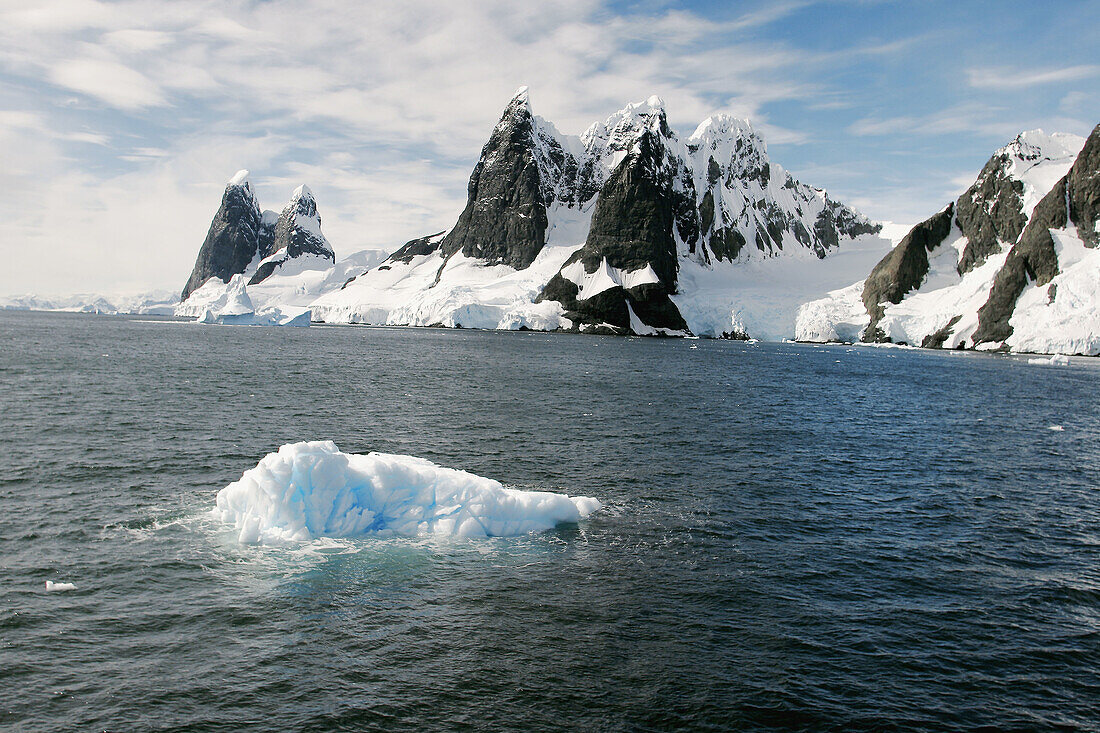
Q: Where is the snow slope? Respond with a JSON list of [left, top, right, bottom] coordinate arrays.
[[796, 130, 1094, 354], [192, 275, 310, 326], [312, 204, 593, 329]]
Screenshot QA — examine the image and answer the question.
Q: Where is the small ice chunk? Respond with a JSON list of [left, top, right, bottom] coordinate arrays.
[[1028, 355, 1071, 365], [45, 581, 76, 592]]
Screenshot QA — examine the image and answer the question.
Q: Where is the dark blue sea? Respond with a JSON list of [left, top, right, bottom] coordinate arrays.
[[2, 310, 1099, 732]]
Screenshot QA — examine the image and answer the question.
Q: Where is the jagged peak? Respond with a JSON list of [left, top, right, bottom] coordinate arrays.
[[688, 114, 757, 147], [290, 184, 314, 202], [617, 95, 668, 122], [582, 95, 673, 158], [511, 85, 530, 106], [999, 129, 1085, 164], [227, 169, 251, 187]]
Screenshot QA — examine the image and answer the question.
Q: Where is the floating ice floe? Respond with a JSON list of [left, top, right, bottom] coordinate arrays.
[[194, 275, 310, 327], [45, 580, 76, 592], [213, 441, 601, 544], [1027, 354, 1072, 366]]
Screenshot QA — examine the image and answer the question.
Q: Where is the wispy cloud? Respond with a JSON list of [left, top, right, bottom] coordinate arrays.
[[50, 56, 168, 110], [0, 0, 1095, 295], [967, 64, 1100, 90]]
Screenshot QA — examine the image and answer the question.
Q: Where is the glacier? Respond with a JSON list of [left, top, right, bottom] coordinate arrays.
[[213, 441, 601, 544], [193, 275, 311, 327]]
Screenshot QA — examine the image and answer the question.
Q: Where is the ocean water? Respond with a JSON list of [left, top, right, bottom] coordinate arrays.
[[2, 310, 1099, 732]]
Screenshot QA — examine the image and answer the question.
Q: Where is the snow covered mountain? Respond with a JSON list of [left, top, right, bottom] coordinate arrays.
[[797, 125, 1099, 354], [311, 88, 883, 337], [176, 173, 365, 318], [0, 291, 179, 315]]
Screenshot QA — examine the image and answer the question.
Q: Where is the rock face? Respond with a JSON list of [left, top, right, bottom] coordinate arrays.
[[181, 174, 335, 301], [973, 124, 1100, 345], [309, 89, 883, 336], [438, 88, 566, 271], [797, 126, 1099, 355], [860, 204, 955, 342], [181, 171, 265, 301], [250, 185, 335, 285], [954, 145, 1030, 275], [541, 102, 691, 331]]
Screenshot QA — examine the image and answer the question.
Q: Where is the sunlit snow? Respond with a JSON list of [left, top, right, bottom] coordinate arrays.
[[214, 441, 601, 544]]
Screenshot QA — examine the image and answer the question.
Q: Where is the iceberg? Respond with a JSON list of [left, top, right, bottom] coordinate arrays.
[[194, 275, 310, 326], [213, 441, 601, 544], [1027, 354, 1071, 365]]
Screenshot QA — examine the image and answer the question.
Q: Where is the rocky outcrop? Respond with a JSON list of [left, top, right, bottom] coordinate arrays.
[[533, 100, 878, 334], [954, 150, 1028, 275], [437, 88, 567, 271], [540, 110, 692, 331], [973, 123, 1100, 346], [181, 171, 265, 301], [249, 185, 335, 285], [797, 126, 1096, 355], [861, 204, 955, 342], [181, 175, 337, 305], [387, 232, 446, 264]]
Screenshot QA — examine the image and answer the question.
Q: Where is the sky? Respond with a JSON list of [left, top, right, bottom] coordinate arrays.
[[0, 0, 1096, 297]]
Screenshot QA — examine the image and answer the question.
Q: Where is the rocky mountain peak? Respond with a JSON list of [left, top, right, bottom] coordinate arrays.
[[285, 184, 319, 220], [180, 170, 265, 300], [247, 183, 334, 285], [436, 89, 562, 270], [1003, 129, 1084, 164], [582, 96, 673, 161], [687, 114, 769, 188], [954, 130, 1085, 275]]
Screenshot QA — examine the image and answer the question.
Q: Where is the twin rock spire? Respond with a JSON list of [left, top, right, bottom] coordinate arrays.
[[181, 172, 334, 301]]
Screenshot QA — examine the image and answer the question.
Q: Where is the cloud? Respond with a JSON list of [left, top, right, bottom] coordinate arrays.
[[967, 65, 1100, 90], [0, 0, 1092, 296], [49, 56, 168, 110]]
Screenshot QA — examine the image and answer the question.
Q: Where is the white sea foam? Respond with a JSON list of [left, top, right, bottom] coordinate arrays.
[[213, 441, 601, 544]]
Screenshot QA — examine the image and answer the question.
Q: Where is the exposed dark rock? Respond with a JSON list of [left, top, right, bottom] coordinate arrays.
[[438, 90, 563, 270], [921, 315, 962, 349], [973, 124, 1100, 345], [699, 191, 715, 244], [861, 204, 956, 342], [1068, 123, 1100, 248], [387, 232, 446, 264], [250, 186, 334, 285], [707, 157, 722, 185], [537, 271, 687, 334], [181, 178, 263, 300], [573, 131, 682, 284], [537, 120, 697, 334], [954, 153, 1027, 275], [258, 212, 277, 260], [709, 227, 746, 261], [971, 181, 1066, 345]]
